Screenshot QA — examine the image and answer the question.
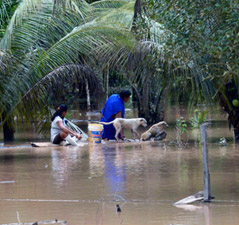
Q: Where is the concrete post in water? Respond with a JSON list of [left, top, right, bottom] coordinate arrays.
[[200, 122, 211, 202], [174, 122, 213, 205]]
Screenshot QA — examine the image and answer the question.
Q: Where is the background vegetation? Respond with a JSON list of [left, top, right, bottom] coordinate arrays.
[[0, 0, 238, 142]]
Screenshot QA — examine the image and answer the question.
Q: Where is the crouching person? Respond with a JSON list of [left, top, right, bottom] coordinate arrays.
[[100, 90, 131, 141], [51, 104, 81, 145]]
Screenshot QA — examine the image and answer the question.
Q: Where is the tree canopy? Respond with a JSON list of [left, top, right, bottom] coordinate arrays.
[[0, 0, 239, 141], [144, 0, 239, 102]]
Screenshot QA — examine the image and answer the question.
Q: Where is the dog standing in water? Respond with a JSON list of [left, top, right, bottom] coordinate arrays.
[[140, 121, 168, 141], [100, 118, 147, 141]]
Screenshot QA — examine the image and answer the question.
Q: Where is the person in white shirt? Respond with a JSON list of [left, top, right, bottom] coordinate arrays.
[[51, 104, 81, 144]]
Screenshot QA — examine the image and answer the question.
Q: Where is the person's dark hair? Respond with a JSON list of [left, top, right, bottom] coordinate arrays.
[[51, 104, 68, 121], [119, 90, 131, 99]]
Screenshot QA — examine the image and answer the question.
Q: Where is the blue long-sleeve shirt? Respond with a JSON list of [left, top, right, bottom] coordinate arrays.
[[100, 94, 125, 140]]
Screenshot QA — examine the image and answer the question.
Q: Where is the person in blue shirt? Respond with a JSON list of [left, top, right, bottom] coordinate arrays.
[[101, 90, 131, 140]]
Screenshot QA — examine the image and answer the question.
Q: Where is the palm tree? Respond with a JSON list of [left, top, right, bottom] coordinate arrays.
[[0, 0, 174, 141], [0, 0, 136, 141]]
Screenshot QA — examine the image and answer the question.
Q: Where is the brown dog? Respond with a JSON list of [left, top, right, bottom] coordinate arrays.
[[140, 121, 168, 141]]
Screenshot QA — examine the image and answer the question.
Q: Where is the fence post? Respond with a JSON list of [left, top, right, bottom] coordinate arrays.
[[200, 122, 211, 202]]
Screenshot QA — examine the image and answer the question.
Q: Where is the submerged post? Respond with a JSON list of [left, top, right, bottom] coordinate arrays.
[[200, 123, 211, 202], [174, 122, 213, 205]]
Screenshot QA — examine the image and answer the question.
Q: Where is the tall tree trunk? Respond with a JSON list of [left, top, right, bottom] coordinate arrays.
[[137, 78, 150, 120], [85, 79, 91, 112], [85, 79, 91, 122], [2, 112, 15, 142], [105, 65, 109, 101], [133, 0, 142, 19], [132, 89, 138, 109], [234, 128, 239, 143], [219, 83, 239, 143], [132, 0, 142, 32], [142, 79, 149, 119]]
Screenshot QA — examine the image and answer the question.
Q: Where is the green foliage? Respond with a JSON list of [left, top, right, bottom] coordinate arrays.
[[174, 116, 189, 148], [0, 0, 20, 38], [176, 116, 187, 133], [191, 109, 207, 128], [0, 0, 136, 120], [2, 0, 238, 141], [0, 0, 169, 129], [144, 0, 239, 105]]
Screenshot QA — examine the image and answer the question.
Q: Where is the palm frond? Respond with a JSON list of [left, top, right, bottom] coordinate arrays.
[[95, 9, 134, 29], [86, 1, 134, 29], [0, 0, 12, 24], [19, 64, 99, 116], [0, 0, 137, 115], [91, 0, 129, 8], [0, 50, 9, 71], [35, 20, 135, 72], [0, 0, 44, 49], [0, 0, 90, 50]]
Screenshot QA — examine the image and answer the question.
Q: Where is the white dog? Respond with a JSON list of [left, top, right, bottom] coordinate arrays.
[[100, 118, 147, 141]]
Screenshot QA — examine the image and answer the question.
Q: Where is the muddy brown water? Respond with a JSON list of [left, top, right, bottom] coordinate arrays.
[[0, 138, 239, 225], [0, 106, 239, 224]]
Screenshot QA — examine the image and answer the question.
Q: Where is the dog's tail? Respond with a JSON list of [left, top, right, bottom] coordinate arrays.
[[100, 121, 115, 125]]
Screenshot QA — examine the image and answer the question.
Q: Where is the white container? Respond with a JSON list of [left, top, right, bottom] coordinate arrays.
[[88, 124, 103, 144]]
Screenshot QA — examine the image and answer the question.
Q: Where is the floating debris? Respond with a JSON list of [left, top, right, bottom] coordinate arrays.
[[1, 220, 67, 225], [174, 191, 204, 205], [86, 111, 101, 116], [0, 181, 15, 184], [219, 137, 227, 146]]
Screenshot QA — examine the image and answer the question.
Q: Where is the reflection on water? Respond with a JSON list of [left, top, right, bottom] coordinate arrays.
[[51, 147, 82, 189], [0, 140, 239, 224], [1, 106, 239, 224], [103, 145, 127, 195], [89, 145, 104, 177]]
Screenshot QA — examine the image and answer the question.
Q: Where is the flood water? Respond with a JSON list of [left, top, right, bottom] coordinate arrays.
[[0, 106, 239, 225]]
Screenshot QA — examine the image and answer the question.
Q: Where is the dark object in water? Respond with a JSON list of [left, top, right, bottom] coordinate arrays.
[[116, 204, 121, 213], [32, 222, 38, 225], [154, 131, 167, 141]]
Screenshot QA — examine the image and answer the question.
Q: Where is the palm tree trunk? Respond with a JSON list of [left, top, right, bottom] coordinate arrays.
[[219, 86, 239, 143], [133, 0, 142, 19], [2, 112, 15, 142], [85, 79, 91, 112], [142, 80, 149, 119], [106, 65, 109, 101], [234, 128, 239, 143], [132, 0, 142, 31]]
